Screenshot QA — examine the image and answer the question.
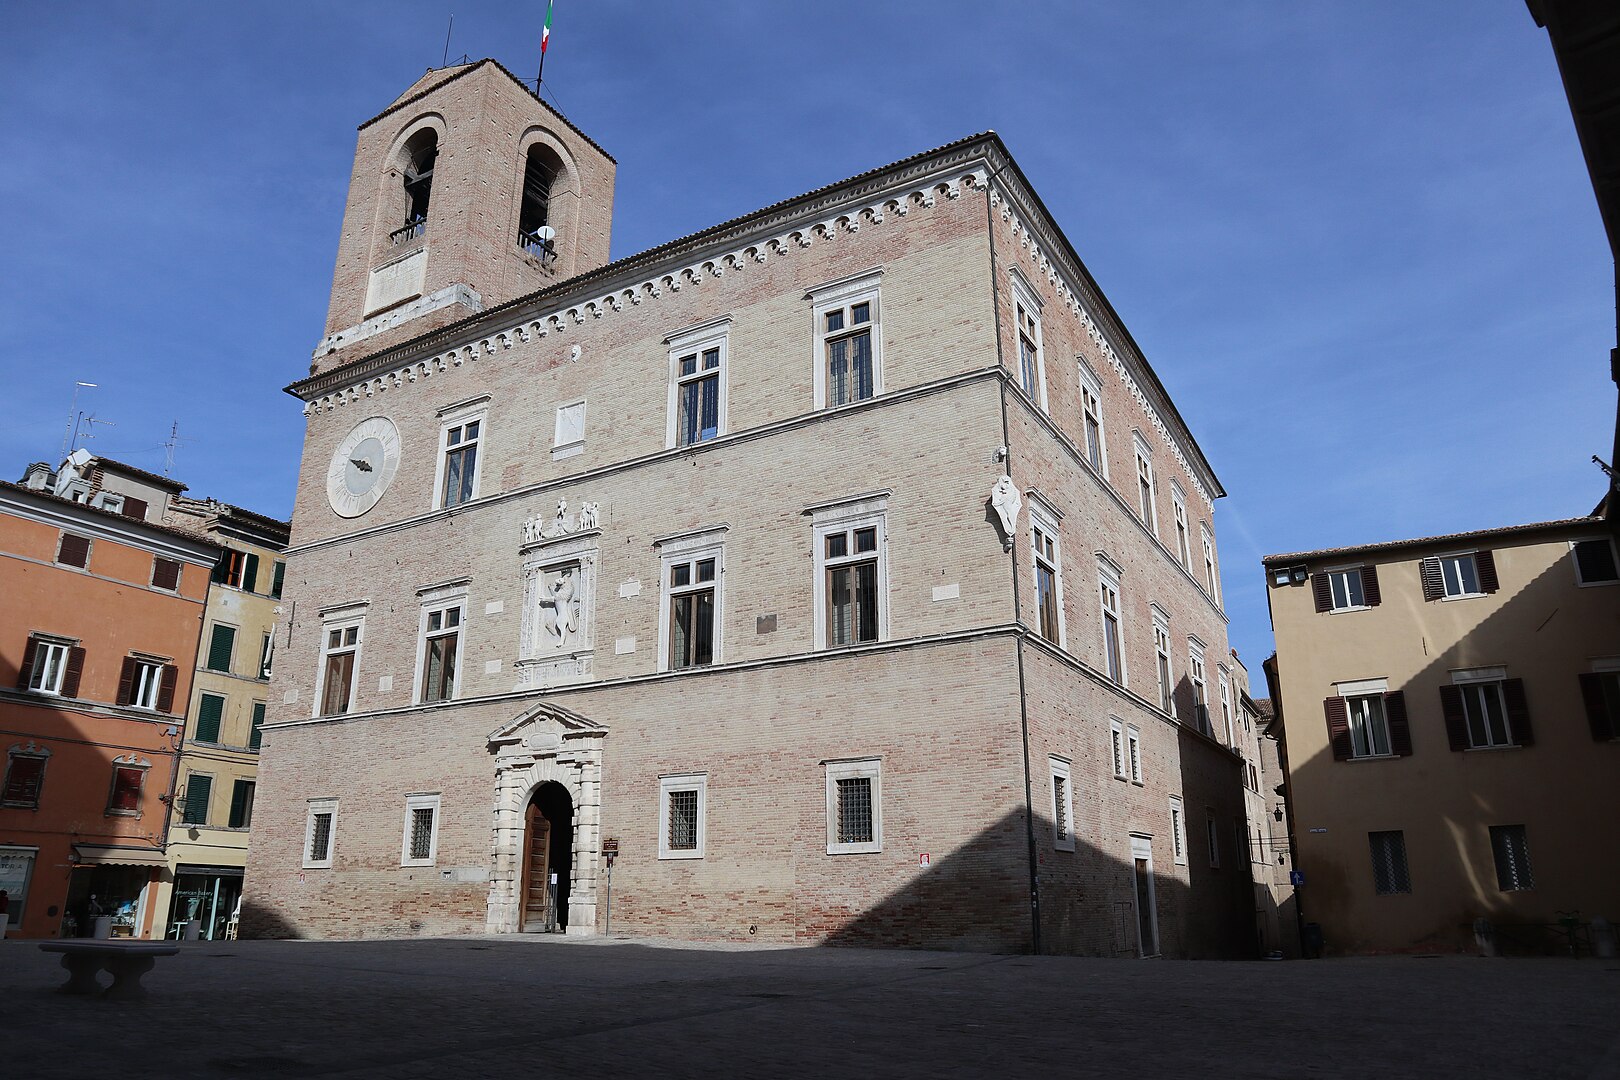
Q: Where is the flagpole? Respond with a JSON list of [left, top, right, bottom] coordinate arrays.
[[536, 0, 554, 89]]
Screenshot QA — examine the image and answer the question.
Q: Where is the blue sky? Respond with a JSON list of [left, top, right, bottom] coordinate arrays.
[[2, 3, 1611, 670]]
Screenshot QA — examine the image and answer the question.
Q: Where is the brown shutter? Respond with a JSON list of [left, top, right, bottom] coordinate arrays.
[[116, 657, 137, 706], [152, 558, 181, 592], [121, 497, 148, 521], [1419, 558, 1444, 601], [17, 635, 38, 689], [57, 533, 91, 568], [1324, 697, 1352, 760], [1361, 565, 1382, 607], [1439, 684, 1469, 751], [1579, 673, 1616, 741], [156, 664, 178, 714], [1385, 691, 1413, 756], [1502, 678, 1532, 747], [1312, 572, 1332, 612], [1476, 550, 1500, 594], [61, 646, 86, 698]]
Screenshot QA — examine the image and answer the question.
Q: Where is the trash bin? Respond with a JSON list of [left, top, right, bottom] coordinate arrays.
[[1302, 922, 1324, 959], [92, 916, 113, 939], [1592, 917, 1616, 959]]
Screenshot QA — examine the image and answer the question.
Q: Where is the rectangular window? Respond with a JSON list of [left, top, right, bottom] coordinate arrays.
[[1127, 726, 1143, 784], [823, 526, 881, 647], [1206, 814, 1221, 868], [668, 557, 717, 669], [1171, 486, 1191, 568], [826, 758, 882, 855], [1153, 618, 1173, 714], [106, 765, 144, 815], [128, 658, 164, 710], [1346, 692, 1391, 758], [1201, 524, 1219, 601], [269, 560, 285, 600], [182, 773, 212, 826], [249, 701, 266, 751], [213, 549, 247, 589], [2, 753, 47, 809], [441, 419, 481, 508], [1050, 757, 1074, 851], [419, 604, 462, 703], [258, 633, 274, 681], [25, 638, 73, 696], [56, 533, 91, 569], [1031, 513, 1064, 646], [1098, 571, 1124, 684], [318, 620, 362, 717], [1188, 645, 1208, 733], [811, 271, 881, 409], [1489, 825, 1534, 892], [1328, 569, 1366, 610], [194, 693, 226, 744], [1219, 670, 1234, 745], [1369, 830, 1412, 895], [304, 799, 337, 868], [401, 793, 441, 866], [658, 774, 707, 859], [1079, 366, 1107, 474], [1014, 295, 1045, 407], [1134, 442, 1158, 534], [1573, 539, 1619, 585], [667, 321, 729, 448], [1440, 554, 1481, 598], [1169, 796, 1188, 865], [151, 557, 182, 592], [228, 779, 256, 828], [1460, 681, 1513, 748], [1110, 719, 1127, 780], [206, 624, 236, 674]]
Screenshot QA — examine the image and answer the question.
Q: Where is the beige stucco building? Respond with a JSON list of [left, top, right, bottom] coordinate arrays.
[[1263, 517, 1620, 954], [243, 60, 1257, 955]]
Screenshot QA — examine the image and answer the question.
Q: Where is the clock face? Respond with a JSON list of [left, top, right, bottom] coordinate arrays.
[[326, 416, 402, 518]]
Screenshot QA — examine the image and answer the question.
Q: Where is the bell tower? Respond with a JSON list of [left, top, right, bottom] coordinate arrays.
[[312, 60, 617, 374]]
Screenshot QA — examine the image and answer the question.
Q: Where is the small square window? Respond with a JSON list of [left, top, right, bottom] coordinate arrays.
[[401, 793, 441, 866], [56, 533, 91, 569], [658, 774, 707, 859], [151, 558, 183, 592], [825, 759, 882, 855]]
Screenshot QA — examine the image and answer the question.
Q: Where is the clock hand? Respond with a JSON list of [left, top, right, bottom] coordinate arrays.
[[349, 458, 374, 472]]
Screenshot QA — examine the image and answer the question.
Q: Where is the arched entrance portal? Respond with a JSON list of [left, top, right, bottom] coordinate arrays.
[[523, 782, 573, 932]]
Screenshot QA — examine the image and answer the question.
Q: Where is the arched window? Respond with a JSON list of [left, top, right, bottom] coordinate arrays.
[[393, 129, 438, 245], [518, 144, 561, 260]]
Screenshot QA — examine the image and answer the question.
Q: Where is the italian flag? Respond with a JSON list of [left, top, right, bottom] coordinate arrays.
[[541, 1, 553, 60]]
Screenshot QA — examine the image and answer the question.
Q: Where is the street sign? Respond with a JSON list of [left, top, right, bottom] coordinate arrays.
[[602, 836, 620, 855], [1290, 870, 1305, 886]]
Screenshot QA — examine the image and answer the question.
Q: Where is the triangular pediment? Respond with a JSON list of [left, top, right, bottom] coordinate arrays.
[[487, 700, 605, 748]]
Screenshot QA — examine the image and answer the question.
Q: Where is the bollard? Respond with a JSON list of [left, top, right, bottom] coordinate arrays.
[[1592, 917, 1616, 959], [1473, 917, 1498, 958]]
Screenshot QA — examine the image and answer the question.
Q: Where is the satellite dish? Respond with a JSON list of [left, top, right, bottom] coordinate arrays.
[[535, 225, 556, 244]]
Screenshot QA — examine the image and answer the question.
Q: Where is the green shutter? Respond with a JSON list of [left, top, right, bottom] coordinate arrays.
[[228, 779, 255, 828], [196, 694, 225, 743], [270, 560, 285, 600], [207, 625, 235, 673], [243, 553, 260, 593], [211, 555, 230, 584], [182, 774, 212, 825], [249, 701, 266, 750]]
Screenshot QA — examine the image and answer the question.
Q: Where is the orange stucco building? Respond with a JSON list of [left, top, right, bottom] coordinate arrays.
[[1, 472, 219, 938]]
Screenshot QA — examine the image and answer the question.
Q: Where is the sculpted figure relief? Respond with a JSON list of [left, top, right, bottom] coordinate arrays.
[[579, 501, 599, 530], [538, 567, 580, 647], [990, 474, 1022, 550]]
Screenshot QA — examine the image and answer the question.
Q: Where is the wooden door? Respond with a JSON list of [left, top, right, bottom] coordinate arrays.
[[524, 803, 553, 928]]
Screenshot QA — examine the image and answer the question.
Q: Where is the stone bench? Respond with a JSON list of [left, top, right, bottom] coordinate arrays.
[[39, 941, 181, 999]]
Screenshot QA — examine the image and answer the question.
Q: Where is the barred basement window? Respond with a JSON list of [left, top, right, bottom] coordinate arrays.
[[1489, 824, 1533, 892], [1110, 719, 1127, 780], [1169, 796, 1188, 865], [1050, 757, 1074, 851], [668, 791, 698, 849], [403, 799, 438, 866], [826, 759, 881, 855], [304, 799, 337, 869], [658, 774, 707, 859], [1368, 830, 1412, 895], [1127, 726, 1143, 784]]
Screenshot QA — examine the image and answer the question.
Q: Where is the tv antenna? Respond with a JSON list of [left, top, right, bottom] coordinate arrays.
[[73, 413, 115, 453], [59, 381, 97, 461], [163, 422, 195, 478]]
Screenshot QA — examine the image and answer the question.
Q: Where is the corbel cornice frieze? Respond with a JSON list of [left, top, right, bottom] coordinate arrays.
[[293, 153, 992, 414]]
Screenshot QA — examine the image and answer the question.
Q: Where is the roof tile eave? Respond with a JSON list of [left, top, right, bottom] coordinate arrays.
[[1260, 516, 1606, 565]]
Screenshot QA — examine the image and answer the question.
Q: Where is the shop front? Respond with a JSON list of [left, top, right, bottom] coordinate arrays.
[[167, 865, 243, 940], [0, 845, 37, 932], [65, 845, 166, 938]]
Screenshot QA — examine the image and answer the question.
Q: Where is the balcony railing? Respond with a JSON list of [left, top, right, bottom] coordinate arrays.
[[390, 217, 427, 246], [517, 228, 557, 265]]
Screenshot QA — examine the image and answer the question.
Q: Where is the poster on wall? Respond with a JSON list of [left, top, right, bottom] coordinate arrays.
[[0, 847, 36, 923]]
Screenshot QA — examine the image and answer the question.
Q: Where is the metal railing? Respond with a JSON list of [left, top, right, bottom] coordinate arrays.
[[390, 217, 427, 246], [517, 228, 556, 264]]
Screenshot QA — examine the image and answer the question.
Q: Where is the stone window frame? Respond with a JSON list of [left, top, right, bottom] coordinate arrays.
[[1133, 431, 1159, 537], [1151, 605, 1174, 715], [808, 267, 884, 410], [304, 797, 339, 870], [1096, 556, 1126, 686], [664, 317, 731, 450], [313, 603, 368, 719], [1109, 718, 1127, 781], [1050, 756, 1074, 852], [1170, 483, 1191, 569], [1009, 268, 1048, 412], [807, 491, 891, 651], [2, 743, 51, 810], [104, 756, 150, 818], [1188, 637, 1209, 733], [1201, 522, 1220, 603], [400, 792, 442, 867], [824, 756, 883, 856], [654, 526, 728, 674], [1078, 359, 1109, 479], [657, 773, 708, 861], [1127, 724, 1144, 786], [413, 580, 470, 705], [1028, 494, 1067, 649], [1168, 795, 1188, 866], [433, 396, 490, 511]]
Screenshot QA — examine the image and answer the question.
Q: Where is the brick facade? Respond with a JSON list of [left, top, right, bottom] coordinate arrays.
[[245, 60, 1254, 956]]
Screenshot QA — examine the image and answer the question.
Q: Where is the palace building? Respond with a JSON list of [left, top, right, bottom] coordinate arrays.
[[243, 59, 1253, 955]]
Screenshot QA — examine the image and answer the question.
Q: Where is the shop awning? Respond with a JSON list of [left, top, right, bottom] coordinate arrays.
[[72, 844, 167, 867], [176, 865, 245, 878]]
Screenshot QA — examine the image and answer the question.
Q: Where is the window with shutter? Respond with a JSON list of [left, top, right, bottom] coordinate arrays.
[[106, 766, 144, 814], [1572, 539, 1619, 585], [229, 780, 256, 828], [182, 773, 213, 825], [270, 560, 285, 599], [1489, 825, 1534, 891], [120, 496, 148, 521], [206, 624, 236, 673], [2, 753, 47, 808], [151, 558, 182, 591], [1578, 672, 1620, 741], [56, 533, 91, 569], [242, 553, 260, 594], [195, 693, 226, 744], [1368, 830, 1412, 894], [249, 701, 266, 750]]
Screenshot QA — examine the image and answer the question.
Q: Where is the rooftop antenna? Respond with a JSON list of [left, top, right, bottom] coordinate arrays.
[[59, 381, 97, 461], [441, 13, 453, 69], [74, 414, 115, 453], [163, 421, 195, 479]]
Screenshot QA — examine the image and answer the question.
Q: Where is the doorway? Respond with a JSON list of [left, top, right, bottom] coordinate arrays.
[[1130, 835, 1159, 957], [522, 782, 573, 932]]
